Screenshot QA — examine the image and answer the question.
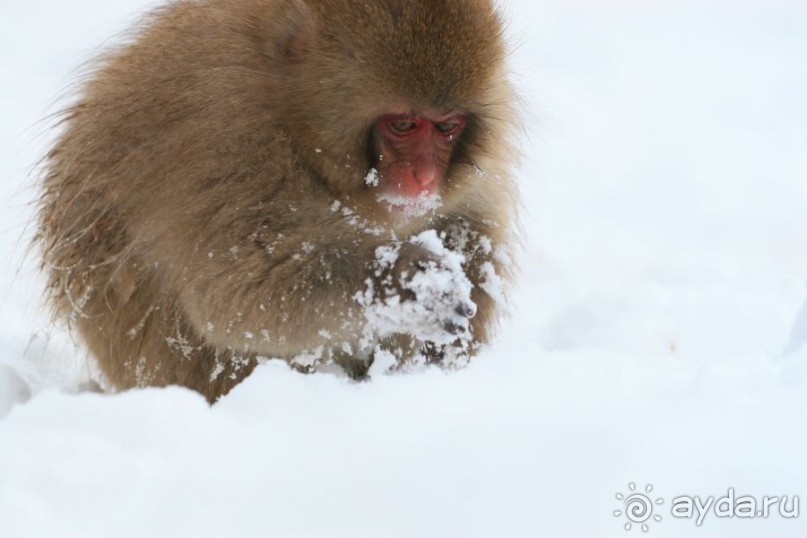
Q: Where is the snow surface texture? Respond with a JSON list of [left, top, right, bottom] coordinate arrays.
[[2, 1, 807, 537]]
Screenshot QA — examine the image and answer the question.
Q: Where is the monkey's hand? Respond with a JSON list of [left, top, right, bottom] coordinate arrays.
[[356, 230, 476, 345]]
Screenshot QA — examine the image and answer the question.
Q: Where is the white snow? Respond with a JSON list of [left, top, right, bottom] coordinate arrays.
[[364, 167, 380, 187], [376, 190, 444, 218], [355, 230, 475, 358], [2, 1, 807, 537]]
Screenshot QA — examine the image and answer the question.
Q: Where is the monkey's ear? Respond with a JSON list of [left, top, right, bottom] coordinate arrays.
[[265, 0, 315, 64]]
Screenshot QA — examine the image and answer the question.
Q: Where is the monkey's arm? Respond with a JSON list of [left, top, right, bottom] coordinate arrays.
[[164, 215, 472, 359]]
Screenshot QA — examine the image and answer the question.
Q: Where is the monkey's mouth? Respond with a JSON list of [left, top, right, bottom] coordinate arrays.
[[377, 192, 443, 218]]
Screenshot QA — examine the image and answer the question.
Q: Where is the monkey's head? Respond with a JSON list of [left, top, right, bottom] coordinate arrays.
[[266, 0, 513, 226]]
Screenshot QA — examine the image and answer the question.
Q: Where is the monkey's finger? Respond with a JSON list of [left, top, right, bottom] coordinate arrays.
[[455, 301, 477, 319], [443, 320, 469, 336]]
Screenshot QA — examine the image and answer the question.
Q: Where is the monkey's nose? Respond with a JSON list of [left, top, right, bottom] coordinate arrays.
[[413, 163, 439, 189]]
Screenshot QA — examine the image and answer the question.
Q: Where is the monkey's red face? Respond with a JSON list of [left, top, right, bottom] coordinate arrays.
[[372, 113, 466, 212]]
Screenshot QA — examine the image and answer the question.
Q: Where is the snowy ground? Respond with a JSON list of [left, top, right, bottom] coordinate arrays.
[[2, 1, 807, 537]]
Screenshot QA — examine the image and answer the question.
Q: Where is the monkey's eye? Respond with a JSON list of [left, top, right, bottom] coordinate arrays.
[[388, 120, 419, 135], [434, 118, 465, 138]]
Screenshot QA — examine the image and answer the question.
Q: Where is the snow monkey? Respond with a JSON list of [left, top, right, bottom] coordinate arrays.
[[36, 0, 519, 402]]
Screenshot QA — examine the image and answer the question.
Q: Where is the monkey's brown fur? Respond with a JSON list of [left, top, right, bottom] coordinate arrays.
[[37, 0, 519, 402]]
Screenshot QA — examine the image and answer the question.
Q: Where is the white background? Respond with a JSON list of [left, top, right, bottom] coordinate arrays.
[[1, 1, 806, 536]]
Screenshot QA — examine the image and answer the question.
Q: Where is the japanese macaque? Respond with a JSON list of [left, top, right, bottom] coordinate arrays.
[[36, 0, 519, 402]]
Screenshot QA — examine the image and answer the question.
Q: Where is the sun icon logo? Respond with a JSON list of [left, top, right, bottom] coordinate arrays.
[[614, 482, 664, 532]]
